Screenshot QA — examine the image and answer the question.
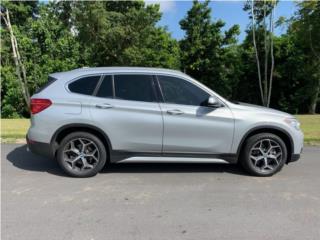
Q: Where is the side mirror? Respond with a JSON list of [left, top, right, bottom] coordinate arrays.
[[206, 96, 221, 108]]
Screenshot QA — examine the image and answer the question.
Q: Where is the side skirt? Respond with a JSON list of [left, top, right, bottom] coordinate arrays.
[[110, 151, 238, 164]]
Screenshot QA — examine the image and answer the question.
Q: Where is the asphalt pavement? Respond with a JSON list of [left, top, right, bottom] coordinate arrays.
[[1, 144, 320, 240]]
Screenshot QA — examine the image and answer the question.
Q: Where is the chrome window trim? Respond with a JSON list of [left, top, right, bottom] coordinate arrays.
[[64, 71, 227, 107]]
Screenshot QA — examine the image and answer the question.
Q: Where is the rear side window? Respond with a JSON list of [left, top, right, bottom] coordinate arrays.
[[114, 74, 155, 102], [96, 75, 113, 98], [69, 76, 100, 95]]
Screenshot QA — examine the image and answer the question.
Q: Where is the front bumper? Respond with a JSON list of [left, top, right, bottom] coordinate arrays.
[[288, 129, 303, 163], [26, 135, 53, 159], [289, 153, 301, 162]]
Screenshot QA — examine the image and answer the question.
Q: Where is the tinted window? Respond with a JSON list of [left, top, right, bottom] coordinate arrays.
[[35, 76, 57, 93], [69, 76, 100, 95], [96, 75, 113, 98], [114, 75, 155, 102], [158, 75, 210, 106]]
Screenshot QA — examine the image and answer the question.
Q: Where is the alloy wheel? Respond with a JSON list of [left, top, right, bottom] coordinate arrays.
[[63, 138, 100, 172], [249, 139, 283, 173]]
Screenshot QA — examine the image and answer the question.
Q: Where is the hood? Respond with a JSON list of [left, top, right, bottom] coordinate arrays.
[[229, 101, 293, 118]]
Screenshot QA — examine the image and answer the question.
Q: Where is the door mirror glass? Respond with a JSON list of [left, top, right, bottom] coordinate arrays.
[[207, 96, 221, 107]]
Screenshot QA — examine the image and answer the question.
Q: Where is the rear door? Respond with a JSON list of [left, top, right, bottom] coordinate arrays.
[[89, 74, 163, 153]]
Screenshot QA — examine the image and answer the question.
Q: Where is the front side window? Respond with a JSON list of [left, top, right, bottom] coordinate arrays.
[[157, 75, 210, 106], [114, 74, 155, 102], [68, 75, 101, 95]]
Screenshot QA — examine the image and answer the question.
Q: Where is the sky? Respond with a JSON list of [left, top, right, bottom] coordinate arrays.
[[146, 0, 297, 42]]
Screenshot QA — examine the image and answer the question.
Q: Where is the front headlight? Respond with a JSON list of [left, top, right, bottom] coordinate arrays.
[[284, 118, 301, 131]]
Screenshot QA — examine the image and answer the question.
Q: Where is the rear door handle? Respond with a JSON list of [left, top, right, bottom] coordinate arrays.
[[95, 103, 113, 109], [167, 109, 184, 115]]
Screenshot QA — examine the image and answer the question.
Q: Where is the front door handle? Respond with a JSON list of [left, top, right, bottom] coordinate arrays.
[[167, 109, 184, 115], [95, 103, 113, 109]]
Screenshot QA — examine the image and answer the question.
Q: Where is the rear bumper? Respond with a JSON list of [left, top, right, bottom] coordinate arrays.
[[26, 135, 53, 159]]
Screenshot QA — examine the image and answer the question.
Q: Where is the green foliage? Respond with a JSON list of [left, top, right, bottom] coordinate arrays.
[[235, 1, 319, 113], [289, 1, 320, 113], [0, 66, 26, 118], [243, 0, 278, 24], [123, 28, 180, 69], [1, 1, 38, 25], [1, 0, 319, 118], [179, 0, 240, 97], [69, 1, 179, 68], [1, 2, 81, 117]]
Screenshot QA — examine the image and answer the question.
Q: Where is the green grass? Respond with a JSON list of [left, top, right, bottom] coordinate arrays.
[[1, 119, 30, 143], [1, 115, 320, 144], [296, 115, 320, 145]]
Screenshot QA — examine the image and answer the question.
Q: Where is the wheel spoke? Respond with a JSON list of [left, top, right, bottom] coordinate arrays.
[[63, 137, 100, 172], [250, 155, 264, 166], [263, 164, 274, 171], [80, 157, 94, 170], [79, 139, 87, 152], [249, 138, 283, 173], [84, 149, 97, 157], [64, 140, 80, 154], [65, 155, 81, 169]]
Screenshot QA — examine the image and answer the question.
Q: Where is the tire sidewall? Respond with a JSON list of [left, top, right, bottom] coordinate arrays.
[[57, 132, 107, 178], [241, 133, 287, 177]]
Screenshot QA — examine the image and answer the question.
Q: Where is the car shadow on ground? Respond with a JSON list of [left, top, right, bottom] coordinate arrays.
[[6, 144, 66, 177], [6, 145, 249, 177]]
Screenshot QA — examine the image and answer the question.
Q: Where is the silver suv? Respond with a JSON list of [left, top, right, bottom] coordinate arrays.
[[27, 67, 303, 177]]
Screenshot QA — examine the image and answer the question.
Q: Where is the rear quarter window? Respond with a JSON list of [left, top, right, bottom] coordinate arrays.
[[68, 75, 101, 95], [35, 76, 57, 93]]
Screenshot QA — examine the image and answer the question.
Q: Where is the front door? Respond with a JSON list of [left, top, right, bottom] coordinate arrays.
[[157, 75, 234, 154]]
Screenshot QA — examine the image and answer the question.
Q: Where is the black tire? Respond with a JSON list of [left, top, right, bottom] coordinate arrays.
[[56, 132, 107, 178], [240, 133, 287, 177]]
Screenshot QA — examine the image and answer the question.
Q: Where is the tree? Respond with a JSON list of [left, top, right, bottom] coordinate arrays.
[[179, 0, 240, 97], [1, 7, 30, 108], [68, 1, 180, 68], [1, 1, 180, 117], [290, 1, 320, 114], [1, 1, 39, 114], [1, 2, 80, 117], [244, 0, 277, 107], [1, 0, 318, 117]]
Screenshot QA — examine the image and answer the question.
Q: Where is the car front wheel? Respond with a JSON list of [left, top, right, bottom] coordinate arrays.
[[240, 133, 287, 176]]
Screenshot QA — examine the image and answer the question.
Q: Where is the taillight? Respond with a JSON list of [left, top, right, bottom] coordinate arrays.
[[30, 98, 52, 114]]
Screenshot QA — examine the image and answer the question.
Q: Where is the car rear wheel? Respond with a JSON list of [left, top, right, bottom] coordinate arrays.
[[240, 133, 287, 176], [57, 132, 107, 177]]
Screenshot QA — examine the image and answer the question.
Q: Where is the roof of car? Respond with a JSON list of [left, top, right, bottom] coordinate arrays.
[[74, 66, 182, 73], [50, 67, 189, 81]]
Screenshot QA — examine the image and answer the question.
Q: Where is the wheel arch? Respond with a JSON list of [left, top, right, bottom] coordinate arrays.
[[50, 123, 112, 159], [237, 126, 294, 163]]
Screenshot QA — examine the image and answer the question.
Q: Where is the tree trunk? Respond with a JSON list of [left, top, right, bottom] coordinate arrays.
[[308, 79, 320, 114], [307, 14, 319, 114], [267, 5, 275, 107], [251, 0, 264, 106], [263, 0, 269, 107], [2, 9, 30, 108]]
